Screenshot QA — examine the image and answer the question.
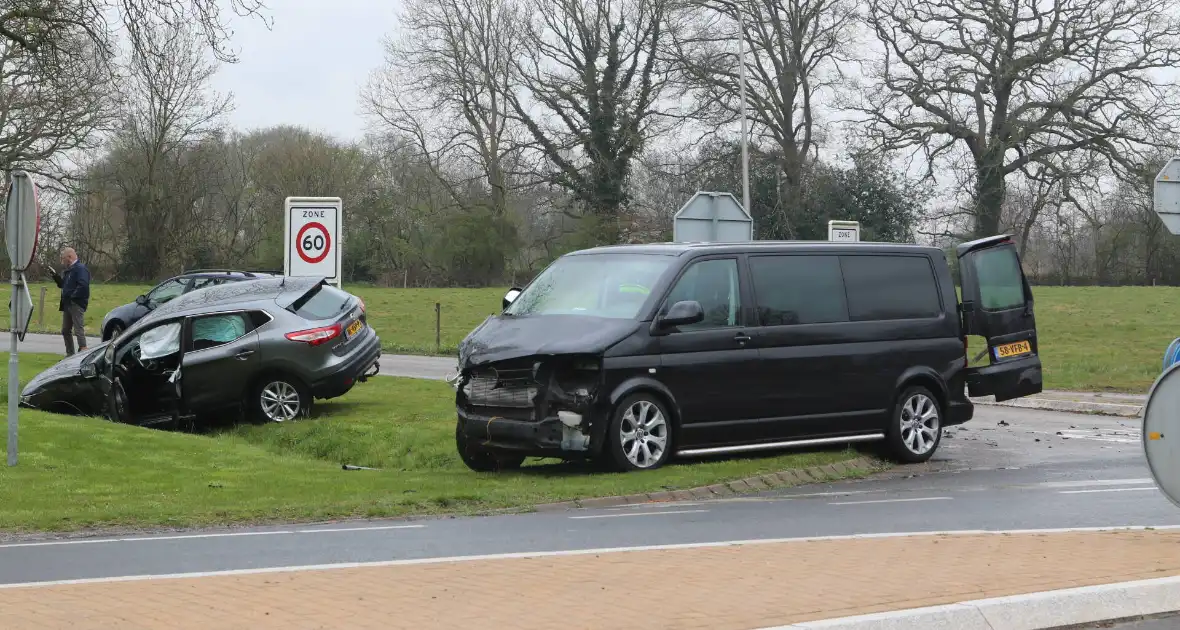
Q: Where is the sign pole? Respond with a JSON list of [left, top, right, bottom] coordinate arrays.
[[4, 170, 42, 467], [7, 271, 18, 466], [737, 10, 751, 218]]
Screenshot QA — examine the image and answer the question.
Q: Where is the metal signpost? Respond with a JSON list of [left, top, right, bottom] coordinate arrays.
[[828, 220, 860, 242], [4, 171, 41, 467], [283, 197, 343, 288], [1148, 157, 1180, 505], [672, 191, 753, 243]]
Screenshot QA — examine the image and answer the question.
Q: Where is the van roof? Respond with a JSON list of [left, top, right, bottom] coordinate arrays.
[[565, 240, 944, 257]]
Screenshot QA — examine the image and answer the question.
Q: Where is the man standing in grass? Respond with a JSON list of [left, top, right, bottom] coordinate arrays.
[[51, 247, 90, 356]]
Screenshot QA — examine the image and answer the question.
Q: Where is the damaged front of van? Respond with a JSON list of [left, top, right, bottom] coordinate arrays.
[[452, 247, 685, 472]]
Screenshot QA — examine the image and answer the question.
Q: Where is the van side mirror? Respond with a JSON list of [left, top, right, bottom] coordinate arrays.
[[502, 287, 522, 311], [658, 300, 704, 329], [135, 294, 148, 306]]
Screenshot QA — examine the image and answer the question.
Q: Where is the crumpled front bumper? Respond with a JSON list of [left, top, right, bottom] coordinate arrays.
[[454, 356, 607, 457]]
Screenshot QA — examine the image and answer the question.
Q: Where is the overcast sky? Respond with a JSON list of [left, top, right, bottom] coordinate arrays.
[[208, 0, 400, 140]]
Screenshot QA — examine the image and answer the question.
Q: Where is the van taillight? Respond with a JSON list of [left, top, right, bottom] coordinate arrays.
[[286, 324, 341, 346]]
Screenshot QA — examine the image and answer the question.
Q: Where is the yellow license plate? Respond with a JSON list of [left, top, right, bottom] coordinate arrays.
[[346, 319, 364, 338], [994, 340, 1031, 359]]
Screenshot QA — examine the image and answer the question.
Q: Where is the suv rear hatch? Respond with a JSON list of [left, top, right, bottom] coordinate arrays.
[[956, 235, 1043, 402]]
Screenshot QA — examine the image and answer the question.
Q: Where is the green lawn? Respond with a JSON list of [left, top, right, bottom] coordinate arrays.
[[17, 282, 1177, 393], [0, 352, 865, 533]]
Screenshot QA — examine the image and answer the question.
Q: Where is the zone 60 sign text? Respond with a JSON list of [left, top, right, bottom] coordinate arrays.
[[284, 197, 342, 286]]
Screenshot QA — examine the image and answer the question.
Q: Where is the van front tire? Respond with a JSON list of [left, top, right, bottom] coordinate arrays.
[[886, 386, 942, 463], [455, 419, 525, 472], [607, 393, 674, 471]]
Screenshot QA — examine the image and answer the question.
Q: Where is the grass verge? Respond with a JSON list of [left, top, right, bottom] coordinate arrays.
[[0, 352, 866, 533]]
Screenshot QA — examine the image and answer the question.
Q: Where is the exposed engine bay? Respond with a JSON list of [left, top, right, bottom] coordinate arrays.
[[456, 355, 603, 453]]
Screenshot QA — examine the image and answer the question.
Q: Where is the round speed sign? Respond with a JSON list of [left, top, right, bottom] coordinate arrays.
[[296, 222, 331, 264]]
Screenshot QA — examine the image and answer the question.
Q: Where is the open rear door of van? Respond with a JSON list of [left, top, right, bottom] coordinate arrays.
[[957, 235, 1043, 402]]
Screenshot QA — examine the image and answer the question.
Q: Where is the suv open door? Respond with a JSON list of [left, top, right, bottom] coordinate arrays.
[[957, 235, 1043, 402]]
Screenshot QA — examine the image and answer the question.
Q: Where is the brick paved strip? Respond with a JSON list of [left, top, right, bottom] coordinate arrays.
[[4, 530, 1180, 630]]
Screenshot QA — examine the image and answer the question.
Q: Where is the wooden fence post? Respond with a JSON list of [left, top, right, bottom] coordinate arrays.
[[36, 286, 46, 329], [434, 302, 441, 353]]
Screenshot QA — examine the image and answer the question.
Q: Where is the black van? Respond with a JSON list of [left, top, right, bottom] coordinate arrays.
[[454, 235, 1041, 472]]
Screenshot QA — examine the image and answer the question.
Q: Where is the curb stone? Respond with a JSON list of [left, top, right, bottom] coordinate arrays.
[[532, 456, 882, 513], [763, 574, 1180, 630], [972, 396, 1143, 418]]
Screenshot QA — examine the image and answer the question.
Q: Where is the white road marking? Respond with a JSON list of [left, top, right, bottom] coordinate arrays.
[[1029, 429, 1140, 445], [781, 490, 880, 499], [828, 497, 953, 506], [569, 509, 709, 520], [294, 525, 426, 534], [4, 525, 1180, 590], [602, 502, 705, 512], [0, 524, 426, 549], [1059, 487, 1158, 495], [1040, 479, 1155, 488]]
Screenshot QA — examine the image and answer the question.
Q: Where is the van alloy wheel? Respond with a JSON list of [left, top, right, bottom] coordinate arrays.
[[900, 392, 940, 456], [885, 385, 943, 464], [260, 381, 301, 422], [618, 399, 669, 469]]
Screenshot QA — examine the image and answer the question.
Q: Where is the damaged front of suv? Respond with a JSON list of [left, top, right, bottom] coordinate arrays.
[[452, 250, 676, 472]]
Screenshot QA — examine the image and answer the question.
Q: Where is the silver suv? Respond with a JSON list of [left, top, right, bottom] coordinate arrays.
[[21, 276, 381, 427]]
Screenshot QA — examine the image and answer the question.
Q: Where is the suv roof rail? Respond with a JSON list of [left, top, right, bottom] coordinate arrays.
[[180, 268, 275, 277]]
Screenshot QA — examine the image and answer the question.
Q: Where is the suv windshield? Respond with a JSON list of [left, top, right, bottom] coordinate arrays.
[[504, 253, 673, 319]]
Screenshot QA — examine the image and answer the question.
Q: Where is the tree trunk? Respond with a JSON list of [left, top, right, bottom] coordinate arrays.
[[973, 155, 1006, 238]]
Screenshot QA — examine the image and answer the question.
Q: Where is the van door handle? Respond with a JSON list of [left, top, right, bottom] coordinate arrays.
[[234, 349, 255, 360], [734, 332, 751, 345]]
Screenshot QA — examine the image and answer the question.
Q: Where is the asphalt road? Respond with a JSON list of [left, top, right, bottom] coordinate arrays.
[[0, 403, 1173, 587], [1070, 614, 1180, 629], [12, 332, 457, 380]]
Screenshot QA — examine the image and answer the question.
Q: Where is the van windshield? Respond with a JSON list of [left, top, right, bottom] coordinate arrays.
[[504, 253, 674, 319]]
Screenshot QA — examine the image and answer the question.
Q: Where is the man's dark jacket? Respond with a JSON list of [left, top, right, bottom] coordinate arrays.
[[53, 261, 91, 311]]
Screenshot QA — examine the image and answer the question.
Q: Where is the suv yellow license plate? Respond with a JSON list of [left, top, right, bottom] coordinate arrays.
[[346, 319, 364, 338], [994, 340, 1031, 359]]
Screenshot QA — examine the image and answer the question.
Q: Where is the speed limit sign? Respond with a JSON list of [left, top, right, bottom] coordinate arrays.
[[284, 197, 342, 286]]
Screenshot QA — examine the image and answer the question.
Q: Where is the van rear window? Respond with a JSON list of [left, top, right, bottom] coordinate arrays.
[[288, 284, 353, 320], [972, 247, 1026, 310]]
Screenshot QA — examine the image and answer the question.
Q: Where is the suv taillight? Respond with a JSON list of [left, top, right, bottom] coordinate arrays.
[[286, 324, 341, 346], [357, 297, 365, 313]]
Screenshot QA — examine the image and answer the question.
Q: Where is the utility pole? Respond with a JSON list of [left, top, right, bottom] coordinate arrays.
[[738, 8, 751, 218]]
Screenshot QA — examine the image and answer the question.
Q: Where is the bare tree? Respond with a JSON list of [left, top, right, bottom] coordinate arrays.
[[110, 22, 231, 273], [510, 0, 676, 243], [857, 0, 1180, 237], [0, 20, 112, 173], [672, 0, 856, 237], [362, 0, 524, 218], [1, 0, 269, 63]]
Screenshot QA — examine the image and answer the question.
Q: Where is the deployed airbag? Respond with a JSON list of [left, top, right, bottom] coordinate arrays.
[[193, 316, 246, 344], [139, 322, 182, 360]]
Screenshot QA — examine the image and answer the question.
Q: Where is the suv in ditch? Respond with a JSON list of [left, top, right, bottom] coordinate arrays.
[[22, 276, 380, 428], [101, 269, 275, 341], [453, 235, 1041, 472]]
